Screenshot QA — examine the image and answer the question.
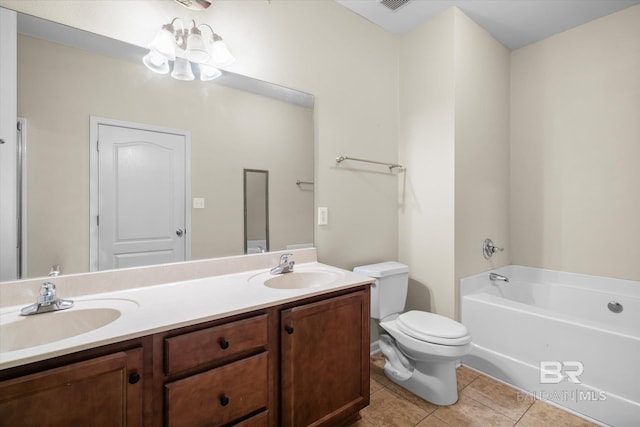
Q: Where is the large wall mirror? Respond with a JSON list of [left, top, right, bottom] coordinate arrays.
[[2, 10, 314, 281]]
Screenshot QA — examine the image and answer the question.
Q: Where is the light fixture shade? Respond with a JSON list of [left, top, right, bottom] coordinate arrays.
[[142, 50, 170, 74], [171, 57, 195, 81], [210, 38, 235, 68], [199, 63, 222, 81], [186, 28, 209, 64], [148, 25, 177, 60]]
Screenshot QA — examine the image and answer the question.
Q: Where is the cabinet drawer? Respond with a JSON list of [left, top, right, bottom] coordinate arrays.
[[164, 314, 267, 374], [233, 410, 268, 426], [165, 352, 268, 427]]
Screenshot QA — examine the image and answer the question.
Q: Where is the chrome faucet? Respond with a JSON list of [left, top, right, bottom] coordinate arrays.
[[48, 264, 61, 277], [489, 272, 509, 283], [20, 282, 74, 316], [270, 253, 295, 275]]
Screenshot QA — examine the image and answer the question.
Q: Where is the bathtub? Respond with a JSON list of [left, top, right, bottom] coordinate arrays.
[[460, 265, 640, 427]]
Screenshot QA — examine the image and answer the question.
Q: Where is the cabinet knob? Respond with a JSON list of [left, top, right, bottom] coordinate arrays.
[[220, 395, 230, 406], [128, 372, 141, 384], [219, 339, 229, 349], [285, 326, 294, 334]]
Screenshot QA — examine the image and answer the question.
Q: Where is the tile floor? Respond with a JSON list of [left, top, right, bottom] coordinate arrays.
[[355, 353, 598, 427]]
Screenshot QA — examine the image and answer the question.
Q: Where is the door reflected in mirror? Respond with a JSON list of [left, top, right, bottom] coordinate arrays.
[[244, 169, 269, 254]]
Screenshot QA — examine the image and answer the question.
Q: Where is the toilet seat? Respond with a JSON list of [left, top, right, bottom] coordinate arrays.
[[397, 311, 471, 346]]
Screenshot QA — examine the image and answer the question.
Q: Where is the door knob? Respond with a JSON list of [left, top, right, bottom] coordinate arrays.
[[176, 228, 184, 237]]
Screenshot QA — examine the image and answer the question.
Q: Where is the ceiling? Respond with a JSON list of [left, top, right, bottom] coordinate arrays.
[[335, 0, 640, 50]]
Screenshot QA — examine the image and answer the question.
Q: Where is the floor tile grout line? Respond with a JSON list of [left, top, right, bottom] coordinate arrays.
[[383, 372, 526, 427], [460, 373, 537, 423], [378, 381, 438, 425], [459, 392, 529, 426]]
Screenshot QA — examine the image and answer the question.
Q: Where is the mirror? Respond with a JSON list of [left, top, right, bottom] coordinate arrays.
[[244, 169, 269, 254], [4, 11, 315, 281]]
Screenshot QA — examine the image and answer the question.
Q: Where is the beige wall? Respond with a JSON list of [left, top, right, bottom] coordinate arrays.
[[453, 11, 511, 305], [510, 5, 640, 281], [398, 9, 456, 318], [18, 34, 313, 277], [399, 8, 510, 319], [2, 0, 400, 273]]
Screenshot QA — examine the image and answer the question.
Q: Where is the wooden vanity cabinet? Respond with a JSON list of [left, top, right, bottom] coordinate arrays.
[[0, 347, 145, 426], [157, 287, 370, 427], [0, 284, 371, 427], [280, 288, 370, 427]]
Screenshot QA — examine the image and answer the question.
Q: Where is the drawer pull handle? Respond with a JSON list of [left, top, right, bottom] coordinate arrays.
[[220, 395, 230, 406], [285, 326, 294, 334], [219, 339, 230, 349], [128, 372, 141, 384]]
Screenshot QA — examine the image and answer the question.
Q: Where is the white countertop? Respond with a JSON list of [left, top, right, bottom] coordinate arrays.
[[0, 262, 372, 370]]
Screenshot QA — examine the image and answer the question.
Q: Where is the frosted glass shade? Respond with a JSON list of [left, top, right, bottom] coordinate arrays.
[[171, 57, 195, 81], [148, 27, 176, 61], [210, 39, 235, 68], [142, 50, 170, 74], [199, 63, 222, 81], [186, 31, 209, 64]]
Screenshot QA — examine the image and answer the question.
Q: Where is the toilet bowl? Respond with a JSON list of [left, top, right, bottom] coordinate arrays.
[[379, 312, 471, 405], [354, 262, 471, 406]]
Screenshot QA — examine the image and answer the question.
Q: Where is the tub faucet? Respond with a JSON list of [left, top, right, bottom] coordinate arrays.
[[270, 253, 295, 275], [489, 272, 509, 283], [20, 282, 74, 316]]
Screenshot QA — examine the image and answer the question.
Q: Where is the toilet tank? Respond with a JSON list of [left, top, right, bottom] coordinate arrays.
[[353, 262, 409, 320]]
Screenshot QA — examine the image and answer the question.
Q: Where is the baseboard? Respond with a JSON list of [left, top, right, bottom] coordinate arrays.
[[370, 340, 380, 355]]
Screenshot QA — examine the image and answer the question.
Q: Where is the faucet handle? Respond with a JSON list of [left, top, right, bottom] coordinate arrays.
[[37, 282, 57, 305], [279, 253, 293, 264], [482, 238, 504, 259]]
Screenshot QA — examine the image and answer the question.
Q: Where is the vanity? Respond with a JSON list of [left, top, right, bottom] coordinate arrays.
[[0, 249, 372, 426]]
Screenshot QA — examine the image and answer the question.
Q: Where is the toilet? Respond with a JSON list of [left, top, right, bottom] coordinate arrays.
[[354, 262, 471, 406]]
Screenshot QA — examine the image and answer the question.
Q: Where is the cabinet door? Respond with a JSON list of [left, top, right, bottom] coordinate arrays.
[[281, 290, 370, 427], [0, 348, 144, 426]]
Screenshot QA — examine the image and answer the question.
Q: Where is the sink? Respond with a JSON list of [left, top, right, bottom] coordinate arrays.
[[0, 298, 138, 353], [263, 271, 338, 289]]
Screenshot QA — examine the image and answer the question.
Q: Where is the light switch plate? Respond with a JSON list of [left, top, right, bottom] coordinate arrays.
[[318, 207, 328, 225]]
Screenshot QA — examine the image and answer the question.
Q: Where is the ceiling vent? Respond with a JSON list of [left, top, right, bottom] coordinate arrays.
[[380, 0, 411, 12], [174, 0, 211, 11]]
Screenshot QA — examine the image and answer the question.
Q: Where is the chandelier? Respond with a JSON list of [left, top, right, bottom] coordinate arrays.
[[142, 18, 235, 81]]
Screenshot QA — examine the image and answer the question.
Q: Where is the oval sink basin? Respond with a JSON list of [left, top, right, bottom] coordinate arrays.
[[263, 271, 338, 290], [0, 299, 138, 353]]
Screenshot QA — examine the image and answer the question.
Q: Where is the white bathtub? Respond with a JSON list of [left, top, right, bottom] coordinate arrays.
[[460, 265, 640, 427]]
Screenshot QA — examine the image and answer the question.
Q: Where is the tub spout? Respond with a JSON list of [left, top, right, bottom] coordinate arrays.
[[489, 272, 509, 283]]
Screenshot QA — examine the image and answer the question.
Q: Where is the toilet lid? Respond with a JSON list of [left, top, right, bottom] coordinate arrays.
[[397, 311, 470, 345]]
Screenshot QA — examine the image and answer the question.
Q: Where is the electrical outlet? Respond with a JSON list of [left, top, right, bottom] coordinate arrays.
[[193, 198, 205, 209]]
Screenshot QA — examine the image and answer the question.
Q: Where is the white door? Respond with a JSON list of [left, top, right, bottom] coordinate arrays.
[[91, 118, 190, 271]]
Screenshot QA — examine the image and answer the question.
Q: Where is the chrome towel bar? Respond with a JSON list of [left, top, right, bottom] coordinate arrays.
[[335, 155, 403, 171]]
